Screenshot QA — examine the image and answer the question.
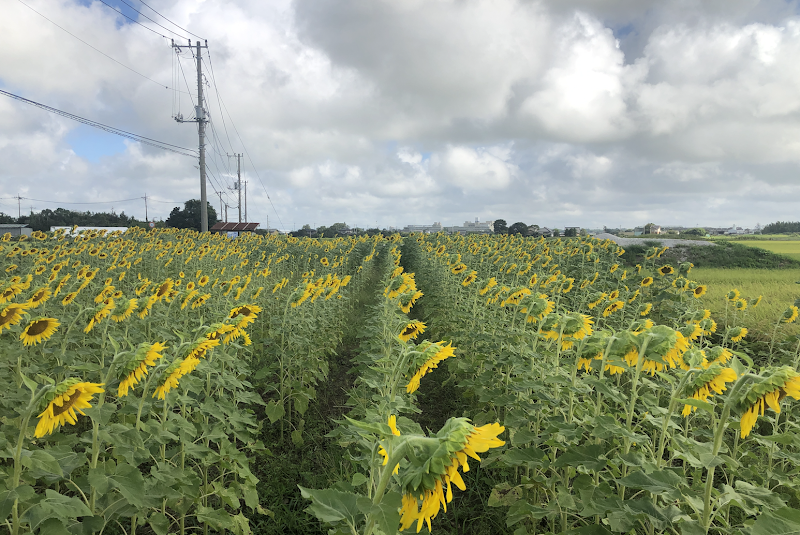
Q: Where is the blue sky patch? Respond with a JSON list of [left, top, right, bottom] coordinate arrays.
[[66, 124, 127, 162]]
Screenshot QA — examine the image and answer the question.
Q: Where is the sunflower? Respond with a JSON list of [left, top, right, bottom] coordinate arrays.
[[727, 289, 740, 302], [399, 290, 424, 314], [0, 282, 25, 304], [681, 366, 737, 416], [377, 415, 401, 475], [153, 356, 201, 399], [450, 263, 467, 275], [399, 320, 426, 342], [5, 264, 17, 273], [84, 299, 115, 333], [25, 286, 51, 308], [61, 291, 79, 306], [0, 303, 28, 332], [111, 298, 138, 322], [399, 419, 505, 533], [739, 367, 800, 438], [692, 285, 707, 298], [608, 290, 620, 300], [479, 278, 497, 296], [191, 293, 211, 309], [602, 300, 624, 317], [118, 342, 167, 397], [781, 306, 799, 324], [461, 271, 478, 287], [34, 265, 46, 275], [640, 303, 653, 316], [181, 290, 199, 310], [154, 278, 175, 300], [699, 318, 718, 336], [230, 304, 262, 322], [185, 337, 220, 360], [750, 295, 763, 308], [625, 325, 689, 375], [641, 277, 654, 287], [407, 342, 456, 393], [20, 317, 60, 346], [34, 379, 104, 437], [628, 289, 640, 303], [729, 327, 748, 343], [657, 265, 674, 276], [587, 292, 606, 310]]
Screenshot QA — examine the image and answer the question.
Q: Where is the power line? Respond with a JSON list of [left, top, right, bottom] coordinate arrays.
[[14, 0, 188, 94], [94, 0, 190, 41], [203, 58, 234, 155], [206, 50, 285, 230], [133, 0, 206, 40], [0, 88, 198, 157]]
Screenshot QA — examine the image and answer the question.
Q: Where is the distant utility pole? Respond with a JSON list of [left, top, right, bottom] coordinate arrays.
[[143, 194, 148, 221], [172, 39, 209, 232], [228, 153, 242, 223], [244, 180, 247, 223], [216, 192, 224, 222], [16, 195, 21, 219]]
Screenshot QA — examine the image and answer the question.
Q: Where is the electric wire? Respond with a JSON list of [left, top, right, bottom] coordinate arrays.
[[206, 50, 285, 230], [14, 0, 188, 94], [0, 89, 198, 157], [202, 58, 235, 155], [133, 0, 206, 40], [95, 0, 191, 41]]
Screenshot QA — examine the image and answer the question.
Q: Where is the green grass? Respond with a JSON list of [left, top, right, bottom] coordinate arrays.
[[723, 240, 800, 262], [621, 241, 800, 269], [693, 268, 800, 340]]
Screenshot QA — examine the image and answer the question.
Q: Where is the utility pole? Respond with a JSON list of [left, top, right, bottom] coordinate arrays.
[[143, 194, 148, 221], [172, 39, 209, 232], [216, 192, 224, 222], [228, 153, 242, 223], [16, 195, 21, 219], [244, 180, 247, 223]]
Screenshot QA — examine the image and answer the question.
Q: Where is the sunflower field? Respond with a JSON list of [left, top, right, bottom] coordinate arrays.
[[2, 228, 800, 535]]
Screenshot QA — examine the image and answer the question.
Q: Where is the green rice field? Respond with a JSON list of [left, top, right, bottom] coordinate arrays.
[[693, 267, 800, 339], [730, 239, 800, 261]]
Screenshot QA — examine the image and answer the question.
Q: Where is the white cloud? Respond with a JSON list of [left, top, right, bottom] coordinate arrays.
[[432, 145, 518, 191], [3, 0, 800, 229]]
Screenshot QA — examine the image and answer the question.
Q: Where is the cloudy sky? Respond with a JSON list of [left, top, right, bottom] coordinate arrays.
[[2, 0, 800, 231]]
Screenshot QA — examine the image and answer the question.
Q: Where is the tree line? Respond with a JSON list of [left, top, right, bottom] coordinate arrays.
[[762, 221, 800, 234], [0, 200, 217, 233]]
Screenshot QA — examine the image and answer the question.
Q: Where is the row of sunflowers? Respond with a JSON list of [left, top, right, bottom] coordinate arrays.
[[394, 232, 800, 535], [0, 227, 383, 535]]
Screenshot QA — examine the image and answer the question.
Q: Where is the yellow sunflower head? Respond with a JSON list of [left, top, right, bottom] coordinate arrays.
[[20, 317, 60, 346]]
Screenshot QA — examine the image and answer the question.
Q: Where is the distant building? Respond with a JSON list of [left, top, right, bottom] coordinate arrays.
[[538, 227, 553, 237], [403, 222, 443, 234], [444, 219, 494, 234], [724, 226, 745, 235], [210, 222, 259, 237], [0, 224, 32, 237]]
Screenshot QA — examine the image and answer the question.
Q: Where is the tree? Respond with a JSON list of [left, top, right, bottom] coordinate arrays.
[[290, 224, 316, 238], [508, 222, 528, 236], [644, 222, 657, 234], [165, 199, 218, 231], [493, 219, 508, 234], [683, 228, 706, 236], [564, 227, 578, 237], [552, 228, 561, 237]]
